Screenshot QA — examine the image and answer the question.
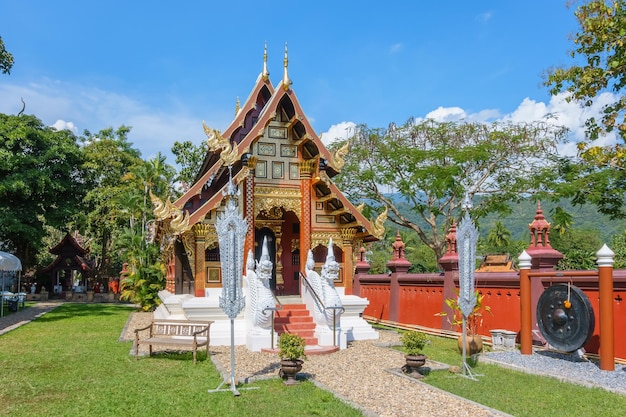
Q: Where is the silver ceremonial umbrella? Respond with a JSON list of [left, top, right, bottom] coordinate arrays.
[[0, 251, 23, 317]]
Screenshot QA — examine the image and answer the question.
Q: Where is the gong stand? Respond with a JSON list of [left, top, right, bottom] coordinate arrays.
[[208, 166, 259, 396]]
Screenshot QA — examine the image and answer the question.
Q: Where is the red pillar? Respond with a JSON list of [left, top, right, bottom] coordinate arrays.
[[518, 250, 532, 355], [597, 244, 615, 371]]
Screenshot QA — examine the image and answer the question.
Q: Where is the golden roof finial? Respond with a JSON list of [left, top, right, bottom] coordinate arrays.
[[235, 96, 240, 117], [262, 42, 269, 81], [282, 42, 292, 91]]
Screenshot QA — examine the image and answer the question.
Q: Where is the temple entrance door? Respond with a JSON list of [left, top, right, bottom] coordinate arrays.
[[280, 212, 300, 296], [255, 228, 277, 291]]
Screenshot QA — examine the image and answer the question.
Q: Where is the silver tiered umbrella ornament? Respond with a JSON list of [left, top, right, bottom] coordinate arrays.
[[457, 192, 482, 381], [208, 164, 258, 396]]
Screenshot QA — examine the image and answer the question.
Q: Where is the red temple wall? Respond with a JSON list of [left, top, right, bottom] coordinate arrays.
[[357, 269, 626, 360]]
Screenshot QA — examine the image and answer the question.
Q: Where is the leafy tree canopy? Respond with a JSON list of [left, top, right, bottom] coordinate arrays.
[[334, 119, 568, 259], [0, 113, 85, 267], [171, 139, 208, 187], [546, 1, 626, 217], [0, 36, 14, 75]]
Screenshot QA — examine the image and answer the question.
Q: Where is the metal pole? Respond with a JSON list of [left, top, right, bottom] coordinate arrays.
[[333, 309, 337, 347], [230, 318, 240, 395]]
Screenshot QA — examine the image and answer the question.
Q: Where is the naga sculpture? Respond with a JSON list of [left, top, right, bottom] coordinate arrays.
[[246, 239, 275, 331], [306, 238, 343, 327]]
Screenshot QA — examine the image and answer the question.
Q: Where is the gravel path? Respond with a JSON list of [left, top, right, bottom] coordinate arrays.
[[122, 312, 508, 417], [484, 349, 626, 396]]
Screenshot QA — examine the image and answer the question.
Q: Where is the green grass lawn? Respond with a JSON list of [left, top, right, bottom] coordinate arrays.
[[415, 332, 626, 417], [0, 303, 363, 417], [4, 305, 626, 417]]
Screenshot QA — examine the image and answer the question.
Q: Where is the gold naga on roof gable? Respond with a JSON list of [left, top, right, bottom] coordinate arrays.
[[149, 190, 191, 236], [329, 140, 350, 172], [203, 121, 239, 166], [371, 206, 388, 240]]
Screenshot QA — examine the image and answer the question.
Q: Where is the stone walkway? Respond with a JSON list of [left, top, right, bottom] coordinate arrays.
[[0, 300, 63, 336]]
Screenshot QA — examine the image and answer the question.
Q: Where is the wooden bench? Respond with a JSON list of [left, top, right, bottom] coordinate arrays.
[[134, 320, 213, 364]]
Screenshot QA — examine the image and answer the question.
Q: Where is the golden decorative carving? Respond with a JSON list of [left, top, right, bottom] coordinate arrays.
[[203, 122, 227, 152], [355, 202, 365, 214], [299, 159, 317, 176], [371, 206, 388, 239], [254, 187, 302, 220], [181, 231, 195, 275], [341, 227, 357, 242], [202, 121, 239, 166], [246, 156, 258, 170], [150, 190, 169, 221], [205, 226, 219, 250], [193, 223, 212, 240], [220, 140, 239, 166], [170, 207, 191, 236], [311, 232, 342, 249], [330, 140, 350, 171]]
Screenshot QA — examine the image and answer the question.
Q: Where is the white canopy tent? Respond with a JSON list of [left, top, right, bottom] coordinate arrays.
[[0, 251, 23, 317]]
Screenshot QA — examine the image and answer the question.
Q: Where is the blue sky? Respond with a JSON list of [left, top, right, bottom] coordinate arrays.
[[0, 1, 608, 165]]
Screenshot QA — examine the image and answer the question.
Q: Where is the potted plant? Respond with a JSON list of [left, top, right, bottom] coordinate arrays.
[[437, 289, 492, 355], [400, 330, 428, 378], [278, 332, 306, 385]]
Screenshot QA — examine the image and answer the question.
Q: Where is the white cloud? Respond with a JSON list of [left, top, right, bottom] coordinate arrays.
[[320, 121, 356, 146], [52, 119, 77, 133], [0, 79, 218, 165], [1, 77, 620, 166], [425, 106, 467, 121]]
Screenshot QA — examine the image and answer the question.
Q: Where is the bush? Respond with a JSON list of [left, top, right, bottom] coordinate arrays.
[[401, 330, 428, 356], [278, 333, 306, 360]]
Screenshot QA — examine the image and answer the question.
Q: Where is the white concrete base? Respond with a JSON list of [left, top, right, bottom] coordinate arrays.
[[246, 330, 278, 351], [339, 292, 379, 341], [315, 326, 347, 349], [155, 289, 379, 350]]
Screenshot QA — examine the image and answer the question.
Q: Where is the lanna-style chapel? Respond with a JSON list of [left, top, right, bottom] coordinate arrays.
[[152, 46, 386, 299]]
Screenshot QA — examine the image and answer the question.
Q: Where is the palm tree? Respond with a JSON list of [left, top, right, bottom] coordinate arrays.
[[486, 221, 511, 253]]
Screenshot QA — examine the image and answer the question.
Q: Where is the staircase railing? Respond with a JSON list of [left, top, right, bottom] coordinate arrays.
[[262, 290, 283, 349], [300, 272, 345, 347]]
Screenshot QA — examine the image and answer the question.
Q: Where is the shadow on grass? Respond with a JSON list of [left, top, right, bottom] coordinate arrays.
[[35, 303, 136, 323], [145, 350, 210, 363]]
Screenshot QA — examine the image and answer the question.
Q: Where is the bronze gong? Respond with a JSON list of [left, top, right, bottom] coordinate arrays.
[[536, 283, 595, 352]]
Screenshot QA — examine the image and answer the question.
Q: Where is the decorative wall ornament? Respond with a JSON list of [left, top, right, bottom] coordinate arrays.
[[311, 232, 342, 249], [254, 187, 302, 220], [181, 231, 195, 276]]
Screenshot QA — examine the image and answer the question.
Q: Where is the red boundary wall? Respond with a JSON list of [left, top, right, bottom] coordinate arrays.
[[355, 269, 626, 360]]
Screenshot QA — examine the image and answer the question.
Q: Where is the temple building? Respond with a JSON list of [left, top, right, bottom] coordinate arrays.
[[153, 45, 386, 299]]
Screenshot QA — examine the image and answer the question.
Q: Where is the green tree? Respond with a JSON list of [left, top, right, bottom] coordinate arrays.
[[551, 206, 574, 236], [334, 119, 568, 260], [611, 231, 626, 268], [552, 227, 603, 270], [117, 227, 164, 311], [0, 36, 14, 74], [114, 154, 176, 310], [171, 139, 208, 187], [0, 113, 85, 267], [485, 221, 512, 252], [546, 0, 626, 218], [79, 126, 142, 278]]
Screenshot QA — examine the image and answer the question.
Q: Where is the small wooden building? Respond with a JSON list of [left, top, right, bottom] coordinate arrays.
[[42, 232, 93, 295], [153, 46, 385, 297]]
